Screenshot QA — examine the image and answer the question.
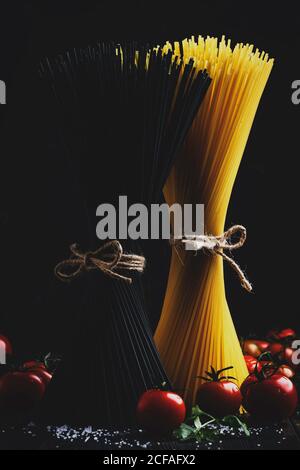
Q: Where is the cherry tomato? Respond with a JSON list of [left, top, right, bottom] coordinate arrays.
[[196, 366, 242, 418], [277, 328, 296, 341], [29, 368, 52, 386], [22, 361, 52, 386], [253, 340, 270, 352], [244, 356, 273, 375], [269, 342, 284, 356], [244, 355, 258, 373], [242, 340, 261, 358], [0, 371, 45, 412], [279, 348, 299, 373], [0, 335, 12, 356], [277, 364, 295, 379], [137, 389, 186, 434], [278, 347, 299, 370], [254, 350, 297, 378], [23, 361, 46, 371], [197, 381, 242, 418], [241, 374, 298, 422]]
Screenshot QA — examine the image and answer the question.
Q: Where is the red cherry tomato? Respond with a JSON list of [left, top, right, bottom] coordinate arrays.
[[23, 361, 46, 371], [244, 355, 258, 373], [0, 371, 45, 412], [277, 364, 295, 379], [241, 374, 298, 422], [22, 361, 52, 386], [277, 328, 296, 341], [30, 368, 52, 386], [197, 381, 242, 418], [269, 342, 284, 356], [137, 389, 186, 434], [196, 366, 242, 418], [242, 340, 261, 358], [253, 340, 270, 352], [279, 347, 297, 368], [280, 348, 300, 373], [244, 356, 272, 374], [0, 335, 12, 356]]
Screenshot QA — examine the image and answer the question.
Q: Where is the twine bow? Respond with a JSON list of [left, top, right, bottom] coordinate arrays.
[[54, 240, 145, 284], [171, 225, 252, 292]]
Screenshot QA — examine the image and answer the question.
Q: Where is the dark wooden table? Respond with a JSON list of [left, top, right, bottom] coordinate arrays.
[[1, 416, 300, 450]]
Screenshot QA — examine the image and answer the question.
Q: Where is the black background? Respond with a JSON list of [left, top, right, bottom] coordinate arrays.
[[0, 0, 299, 354]]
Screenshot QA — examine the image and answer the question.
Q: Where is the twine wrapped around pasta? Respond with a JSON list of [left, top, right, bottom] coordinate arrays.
[[54, 241, 145, 284], [171, 225, 252, 292]]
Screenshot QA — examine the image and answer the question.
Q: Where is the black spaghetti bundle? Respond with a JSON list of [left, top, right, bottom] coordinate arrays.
[[38, 42, 210, 424]]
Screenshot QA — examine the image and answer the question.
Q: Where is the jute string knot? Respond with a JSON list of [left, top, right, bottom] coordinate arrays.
[[171, 225, 252, 293], [54, 240, 145, 284]]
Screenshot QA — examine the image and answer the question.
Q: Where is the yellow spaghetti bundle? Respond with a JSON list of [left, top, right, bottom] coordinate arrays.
[[155, 36, 273, 405]]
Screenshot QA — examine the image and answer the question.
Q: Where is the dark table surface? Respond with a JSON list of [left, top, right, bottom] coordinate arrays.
[[1, 416, 300, 450]]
